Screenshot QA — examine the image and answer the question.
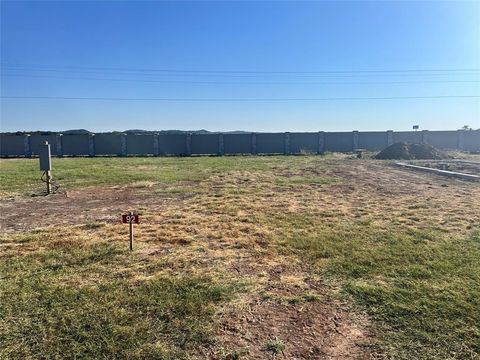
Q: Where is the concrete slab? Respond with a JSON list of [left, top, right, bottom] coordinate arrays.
[[395, 162, 480, 182]]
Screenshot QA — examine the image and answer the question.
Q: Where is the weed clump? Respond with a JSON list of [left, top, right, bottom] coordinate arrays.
[[263, 337, 285, 355]]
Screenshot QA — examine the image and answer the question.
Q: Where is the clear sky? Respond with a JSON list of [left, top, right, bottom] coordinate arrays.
[[1, 1, 479, 132]]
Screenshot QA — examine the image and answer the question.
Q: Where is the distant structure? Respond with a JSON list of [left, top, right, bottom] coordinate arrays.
[[1, 129, 479, 157]]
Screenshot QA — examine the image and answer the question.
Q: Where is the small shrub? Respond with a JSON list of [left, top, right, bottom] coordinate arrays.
[[263, 337, 285, 355], [303, 293, 321, 302]]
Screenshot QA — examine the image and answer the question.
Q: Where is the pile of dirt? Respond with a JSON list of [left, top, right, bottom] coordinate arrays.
[[375, 142, 449, 160]]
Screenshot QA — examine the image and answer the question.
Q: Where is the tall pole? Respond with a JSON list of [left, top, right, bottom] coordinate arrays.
[[129, 211, 133, 251]]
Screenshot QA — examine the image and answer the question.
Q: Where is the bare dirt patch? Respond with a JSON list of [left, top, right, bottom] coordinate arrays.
[[212, 260, 373, 359], [0, 185, 181, 233]]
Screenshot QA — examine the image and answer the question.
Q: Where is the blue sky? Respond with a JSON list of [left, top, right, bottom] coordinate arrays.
[[1, 1, 479, 132]]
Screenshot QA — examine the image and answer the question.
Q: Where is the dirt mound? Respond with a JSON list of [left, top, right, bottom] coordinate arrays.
[[375, 142, 449, 160]]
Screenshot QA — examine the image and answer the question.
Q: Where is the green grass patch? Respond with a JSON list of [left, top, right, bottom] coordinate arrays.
[[0, 156, 316, 197], [276, 215, 480, 359], [0, 230, 244, 359]]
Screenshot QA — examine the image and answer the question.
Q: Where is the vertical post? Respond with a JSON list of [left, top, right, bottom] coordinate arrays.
[[317, 131, 325, 154], [153, 133, 160, 156], [352, 131, 359, 151], [186, 133, 192, 156], [284, 132, 291, 155], [88, 134, 95, 157], [251, 133, 257, 155], [46, 171, 52, 194], [421, 130, 429, 144], [457, 129, 465, 151], [121, 134, 127, 156], [129, 211, 133, 251], [218, 133, 224, 156], [386, 130, 394, 146], [23, 134, 31, 158]]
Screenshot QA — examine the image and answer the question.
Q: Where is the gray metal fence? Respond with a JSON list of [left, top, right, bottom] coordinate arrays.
[[1, 130, 479, 157]]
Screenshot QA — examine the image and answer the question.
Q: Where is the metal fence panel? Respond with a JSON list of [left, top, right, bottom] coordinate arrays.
[[325, 132, 352, 152], [30, 135, 58, 156], [191, 134, 219, 155], [0, 135, 26, 156], [94, 134, 123, 155], [256, 133, 284, 154], [290, 133, 318, 153], [223, 134, 252, 154], [393, 131, 422, 144], [358, 132, 388, 150], [464, 130, 480, 152], [62, 135, 90, 156], [427, 131, 458, 149], [158, 134, 188, 155], [126, 134, 154, 155]]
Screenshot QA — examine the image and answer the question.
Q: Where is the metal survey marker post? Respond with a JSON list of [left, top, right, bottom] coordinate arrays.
[[122, 212, 139, 250]]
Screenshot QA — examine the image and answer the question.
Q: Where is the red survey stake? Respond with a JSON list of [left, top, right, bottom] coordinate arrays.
[[122, 214, 139, 224]]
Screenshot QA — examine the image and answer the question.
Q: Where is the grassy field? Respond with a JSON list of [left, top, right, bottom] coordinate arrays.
[[0, 157, 281, 197], [1, 155, 479, 359]]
